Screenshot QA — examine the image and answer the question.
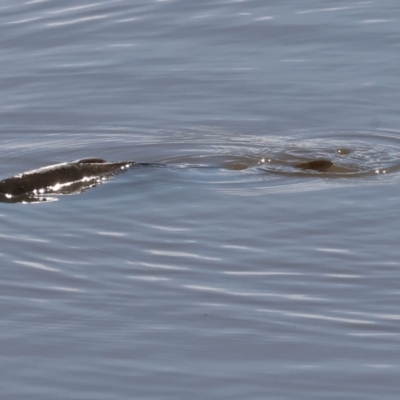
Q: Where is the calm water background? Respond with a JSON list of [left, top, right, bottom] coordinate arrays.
[[1, 0, 400, 399]]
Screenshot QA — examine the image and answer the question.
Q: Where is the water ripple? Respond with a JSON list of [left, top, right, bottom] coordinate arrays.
[[148, 250, 221, 262], [258, 309, 374, 325], [0, 233, 49, 243], [185, 284, 322, 301], [14, 260, 59, 272], [47, 14, 109, 27], [46, 3, 105, 15]]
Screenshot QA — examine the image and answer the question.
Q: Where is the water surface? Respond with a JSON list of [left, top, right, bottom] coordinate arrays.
[[1, 1, 400, 399]]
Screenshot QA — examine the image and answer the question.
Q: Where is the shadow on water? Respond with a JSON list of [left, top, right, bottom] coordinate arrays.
[[1, 129, 400, 203]]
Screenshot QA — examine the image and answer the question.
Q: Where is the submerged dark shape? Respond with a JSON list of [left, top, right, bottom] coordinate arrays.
[[0, 158, 140, 203], [295, 159, 333, 172]]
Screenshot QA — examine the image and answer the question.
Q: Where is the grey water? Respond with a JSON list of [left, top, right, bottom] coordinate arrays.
[[1, 0, 400, 399]]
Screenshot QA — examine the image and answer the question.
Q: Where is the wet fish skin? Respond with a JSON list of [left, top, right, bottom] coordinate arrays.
[[0, 158, 137, 198]]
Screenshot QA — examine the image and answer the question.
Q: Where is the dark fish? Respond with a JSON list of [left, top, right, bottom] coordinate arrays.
[[295, 159, 333, 172], [0, 158, 139, 202], [0, 156, 342, 203]]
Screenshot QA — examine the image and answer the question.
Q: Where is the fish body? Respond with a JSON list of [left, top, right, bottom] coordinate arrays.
[[0, 155, 354, 203], [0, 158, 136, 201]]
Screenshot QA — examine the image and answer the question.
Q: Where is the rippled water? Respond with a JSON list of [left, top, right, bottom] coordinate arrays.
[[1, 1, 400, 399]]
